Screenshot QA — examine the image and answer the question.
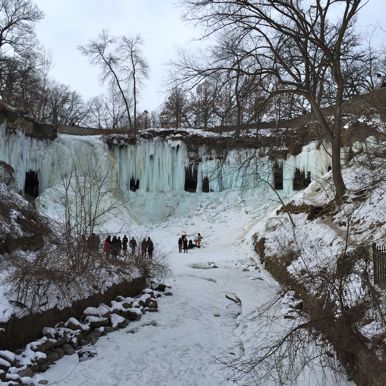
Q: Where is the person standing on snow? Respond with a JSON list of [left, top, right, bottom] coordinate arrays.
[[141, 238, 147, 259], [147, 237, 154, 259], [104, 235, 111, 258], [129, 237, 137, 255], [178, 236, 183, 253], [195, 233, 203, 248], [183, 236, 188, 253], [122, 235, 128, 254], [117, 236, 122, 256]]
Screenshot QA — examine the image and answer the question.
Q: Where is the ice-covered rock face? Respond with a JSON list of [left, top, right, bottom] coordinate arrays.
[[0, 123, 332, 202]]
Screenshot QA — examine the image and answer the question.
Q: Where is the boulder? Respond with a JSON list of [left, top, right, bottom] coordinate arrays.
[[52, 347, 64, 360], [14, 366, 34, 378], [154, 283, 167, 292], [0, 358, 11, 372], [0, 351, 16, 366], [85, 316, 110, 329], [45, 350, 60, 365], [78, 348, 97, 362], [33, 338, 57, 353], [145, 298, 158, 309], [125, 309, 142, 321], [62, 344, 75, 356], [103, 326, 115, 334]]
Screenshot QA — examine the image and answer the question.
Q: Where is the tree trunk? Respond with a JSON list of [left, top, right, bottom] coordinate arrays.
[[331, 133, 346, 199]]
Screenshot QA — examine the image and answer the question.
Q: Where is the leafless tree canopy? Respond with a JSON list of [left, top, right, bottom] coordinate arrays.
[[79, 31, 149, 132], [176, 0, 371, 198], [0, 0, 43, 55]]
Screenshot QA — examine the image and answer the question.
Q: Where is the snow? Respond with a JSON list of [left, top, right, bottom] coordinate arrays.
[[1, 124, 382, 383], [41, 188, 353, 386]]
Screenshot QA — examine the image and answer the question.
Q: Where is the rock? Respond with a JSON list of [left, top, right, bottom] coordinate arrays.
[[0, 357, 11, 372], [85, 316, 110, 329], [5, 371, 20, 382], [104, 326, 115, 334], [38, 380, 49, 385], [52, 347, 64, 360], [146, 299, 158, 309], [291, 300, 303, 310], [20, 376, 35, 385], [78, 348, 97, 362], [45, 350, 60, 364], [90, 329, 103, 338], [154, 283, 167, 292], [142, 289, 156, 298], [116, 320, 129, 329], [164, 291, 173, 296], [145, 307, 158, 313], [14, 366, 34, 378], [64, 318, 82, 331], [62, 344, 75, 356], [78, 337, 89, 346], [70, 338, 79, 349], [38, 362, 50, 372], [33, 338, 57, 353], [125, 310, 142, 321], [85, 334, 98, 345], [29, 363, 39, 373], [0, 351, 16, 366], [53, 337, 66, 348]]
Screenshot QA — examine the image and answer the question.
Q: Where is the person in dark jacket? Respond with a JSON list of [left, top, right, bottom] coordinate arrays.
[[141, 238, 147, 259], [183, 236, 188, 253], [122, 235, 128, 254], [129, 237, 137, 255], [111, 236, 118, 258], [117, 236, 122, 255], [147, 237, 154, 259], [188, 239, 194, 249], [178, 236, 183, 253]]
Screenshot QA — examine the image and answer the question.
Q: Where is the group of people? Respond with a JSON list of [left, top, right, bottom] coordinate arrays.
[[80, 233, 100, 252], [103, 235, 154, 259], [178, 233, 203, 253]]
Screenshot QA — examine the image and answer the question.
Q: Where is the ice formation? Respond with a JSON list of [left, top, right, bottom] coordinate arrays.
[[0, 123, 332, 201]]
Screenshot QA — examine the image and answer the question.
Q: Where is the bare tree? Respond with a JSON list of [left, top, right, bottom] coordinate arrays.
[[120, 35, 149, 132], [79, 31, 133, 129], [0, 0, 43, 55], [56, 156, 121, 239], [180, 0, 369, 198], [80, 31, 149, 133]]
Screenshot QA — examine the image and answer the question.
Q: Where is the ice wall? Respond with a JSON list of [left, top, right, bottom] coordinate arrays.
[[0, 124, 111, 193], [0, 123, 332, 199]]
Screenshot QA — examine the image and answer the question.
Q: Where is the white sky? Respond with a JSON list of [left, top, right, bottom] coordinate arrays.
[[35, 0, 386, 113]]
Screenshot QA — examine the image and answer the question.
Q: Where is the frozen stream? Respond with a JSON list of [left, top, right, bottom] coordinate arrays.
[[42, 192, 352, 386]]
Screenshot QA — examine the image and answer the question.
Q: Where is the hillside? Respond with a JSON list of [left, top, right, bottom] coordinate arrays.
[[253, 135, 386, 384]]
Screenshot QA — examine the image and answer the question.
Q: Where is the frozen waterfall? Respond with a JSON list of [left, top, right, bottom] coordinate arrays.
[[0, 124, 332, 200]]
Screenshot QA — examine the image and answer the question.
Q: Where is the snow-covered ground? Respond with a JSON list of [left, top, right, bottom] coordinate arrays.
[[41, 190, 353, 386]]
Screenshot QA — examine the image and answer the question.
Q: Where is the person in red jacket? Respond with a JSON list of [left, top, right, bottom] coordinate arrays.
[[103, 235, 111, 257]]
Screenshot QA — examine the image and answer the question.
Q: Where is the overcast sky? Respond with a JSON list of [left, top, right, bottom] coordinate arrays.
[[35, 0, 386, 113]]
